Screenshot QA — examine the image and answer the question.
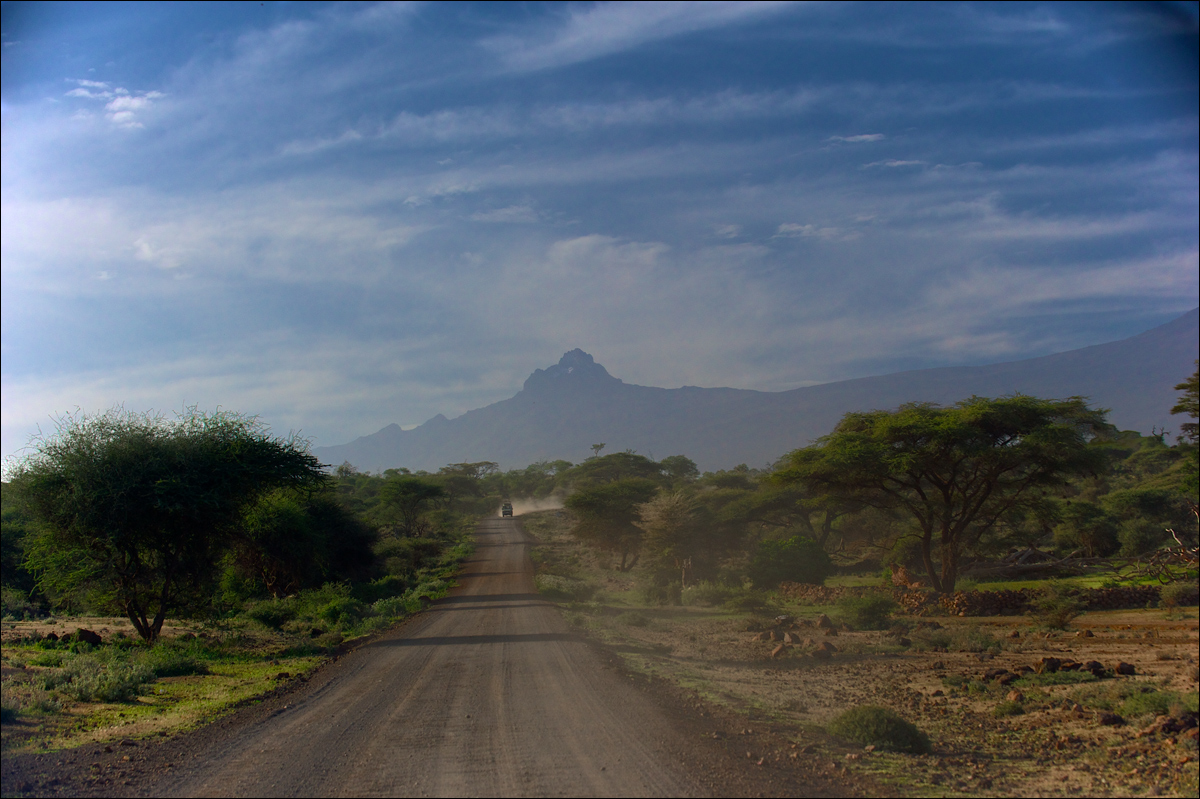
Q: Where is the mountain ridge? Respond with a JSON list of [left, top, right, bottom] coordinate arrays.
[[315, 308, 1199, 473]]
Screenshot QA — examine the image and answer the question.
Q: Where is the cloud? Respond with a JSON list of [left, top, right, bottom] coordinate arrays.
[[470, 205, 540, 223], [828, 133, 884, 142], [713, 224, 742, 238], [774, 223, 846, 239], [483, 1, 799, 72], [63, 79, 163, 128], [863, 159, 926, 168]]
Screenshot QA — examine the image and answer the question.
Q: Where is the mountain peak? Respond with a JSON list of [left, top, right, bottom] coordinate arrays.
[[523, 348, 619, 392]]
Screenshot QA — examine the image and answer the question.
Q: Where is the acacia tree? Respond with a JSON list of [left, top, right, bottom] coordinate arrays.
[[10, 409, 324, 640], [379, 476, 447, 537], [565, 478, 658, 570], [774, 396, 1110, 592]]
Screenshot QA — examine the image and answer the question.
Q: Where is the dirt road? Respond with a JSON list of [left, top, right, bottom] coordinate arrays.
[[158, 517, 705, 797]]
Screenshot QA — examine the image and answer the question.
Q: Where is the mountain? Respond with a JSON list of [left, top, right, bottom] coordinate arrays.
[[315, 308, 1199, 473]]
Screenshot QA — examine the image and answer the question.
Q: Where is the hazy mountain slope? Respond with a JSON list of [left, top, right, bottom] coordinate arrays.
[[315, 308, 1199, 472]]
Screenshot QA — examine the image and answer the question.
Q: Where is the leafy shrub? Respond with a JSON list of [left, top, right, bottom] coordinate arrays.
[[536, 575, 597, 602], [142, 646, 209, 678], [1014, 671, 1097, 687], [45, 656, 155, 702], [246, 599, 296, 630], [640, 580, 682, 605], [1161, 580, 1199, 608], [722, 590, 774, 614], [748, 536, 832, 588], [29, 651, 65, 668], [827, 706, 931, 754], [836, 593, 899, 630], [1120, 688, 1180, 719], [910, 629, 953, 651], [1031, 582, 1085, 629], [1, 586, 42, 620], [681, 581, 735, 607], [993, 700, 1025, 717]]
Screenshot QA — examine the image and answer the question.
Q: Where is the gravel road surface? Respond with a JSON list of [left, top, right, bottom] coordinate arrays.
[[158, 517, 706, 797]]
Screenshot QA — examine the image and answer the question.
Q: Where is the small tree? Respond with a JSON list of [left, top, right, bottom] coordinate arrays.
[[775, 396, 1110, 592], [379, 476, 447, 537], [1171, 361, 1198, 445], [10, 408, 324, 640], [565, 478, 658, 570]]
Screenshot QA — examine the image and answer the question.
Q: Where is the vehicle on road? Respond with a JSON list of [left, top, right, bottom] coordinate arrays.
[[501, 501, 513, 517]]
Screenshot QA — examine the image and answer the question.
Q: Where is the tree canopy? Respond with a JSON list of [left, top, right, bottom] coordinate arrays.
[[773, 395, 1111, 592], [9, 409, 325, 640]]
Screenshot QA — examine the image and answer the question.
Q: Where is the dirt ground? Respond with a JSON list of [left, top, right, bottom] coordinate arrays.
[[524, 510, 1200, 798]]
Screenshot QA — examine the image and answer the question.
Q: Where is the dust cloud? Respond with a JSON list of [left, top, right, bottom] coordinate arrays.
[[499, 497, 566, 517]]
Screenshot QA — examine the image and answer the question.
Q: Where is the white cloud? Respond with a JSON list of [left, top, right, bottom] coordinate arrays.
[[774, 223, 845, 239], [863, 159, 926, 168], [471, 205, 540, 223], [484, 1, 799, 72], [828, 133, 884, 142]]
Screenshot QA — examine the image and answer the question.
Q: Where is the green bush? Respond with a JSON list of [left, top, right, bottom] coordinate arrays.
[[44, 656, 155, 703], [681, 581, 735, 607], [536, 574, 597, 602], [993, 700, 1025, 717], [1161, 580, 1199, 608], [827, 705, 931, 754], [836, 593, 898, 630], [246, 599, 296, 629], [142, 646, 209, 678], [1031, 582, 1085, 629], [747, 536, 833, 588], [1120, 688, 1187, 719], [1014, 671, 1097, 687]]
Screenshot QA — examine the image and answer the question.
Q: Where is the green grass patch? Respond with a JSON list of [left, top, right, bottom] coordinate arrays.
[[1013, 670, 1097, 687]]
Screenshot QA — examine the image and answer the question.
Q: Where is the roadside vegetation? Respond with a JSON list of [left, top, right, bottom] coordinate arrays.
[[0, 408, 475, 752], [514, 365, 1198, 796]]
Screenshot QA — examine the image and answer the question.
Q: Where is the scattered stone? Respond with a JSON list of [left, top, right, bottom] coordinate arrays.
[[45, 632, 59, 642], [1099, 712, 1126, 727], [1076, 629, 1095, 638], [897, 637, 911, 647], [931, 690, 944, 697], [815, 614, 834, 630], [864, 745, 876, 752], [768, 629, 780, 642], [274, 672, 291, 681], [774, 615, 794, 626], [178, 632, 196, 641], [1083, 660, 1106, 677], [1006, 690, 1025, 702], [823, 627, 839, 637], [1115, 662, 1136, 676], [771, 644, 789, 658], [811, 647, 832, 661], [1008, 630, 1021, 639], [932, 661, 945, 669], [1035, 657, 1062, 674], [752, 631, 770, 642], [782, 632, 800, 645]]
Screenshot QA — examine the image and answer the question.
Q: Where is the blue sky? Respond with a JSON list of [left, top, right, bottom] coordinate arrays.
[[2, 1, 1197, 460]]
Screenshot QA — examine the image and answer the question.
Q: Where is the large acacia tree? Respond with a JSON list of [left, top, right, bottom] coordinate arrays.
[[10, 409, 325, 640], [774, 396, 1110, 592]]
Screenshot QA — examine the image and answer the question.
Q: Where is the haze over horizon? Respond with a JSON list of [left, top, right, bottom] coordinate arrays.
[[3, 2, 1198, 461]]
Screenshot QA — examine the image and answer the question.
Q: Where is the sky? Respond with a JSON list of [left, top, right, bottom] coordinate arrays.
[[2, 1, 1198, 461]]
